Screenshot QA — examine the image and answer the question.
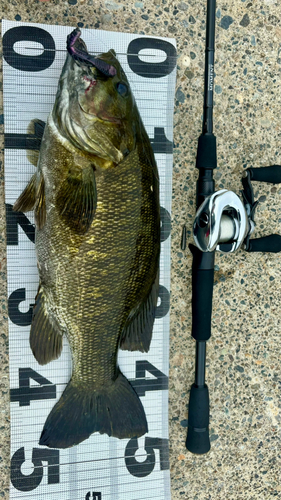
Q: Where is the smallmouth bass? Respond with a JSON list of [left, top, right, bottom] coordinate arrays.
[[14, 28, 160, 449]]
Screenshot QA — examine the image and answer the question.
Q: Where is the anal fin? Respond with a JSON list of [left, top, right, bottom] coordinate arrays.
[[30, 286, 63, 365], [120, 272, 159, 353]]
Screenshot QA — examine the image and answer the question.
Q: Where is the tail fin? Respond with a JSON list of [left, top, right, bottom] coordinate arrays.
[[39, 370, 147, 448]]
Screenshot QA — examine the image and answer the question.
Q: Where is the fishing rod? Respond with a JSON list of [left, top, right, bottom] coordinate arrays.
[[183, 0, 281, 455]]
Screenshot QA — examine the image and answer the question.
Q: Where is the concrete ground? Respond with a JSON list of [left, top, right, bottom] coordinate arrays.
[[1, 1, 281, 499]]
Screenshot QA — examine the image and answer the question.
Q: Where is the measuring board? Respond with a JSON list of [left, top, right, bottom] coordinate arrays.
[[2, 19, 176, 500]]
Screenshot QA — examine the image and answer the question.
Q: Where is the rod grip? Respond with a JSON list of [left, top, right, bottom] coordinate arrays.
[[249, 165, 281, 184], [190, 245, 214, 341], [196, 134, 217, 170], [247, 234, 281, 253], [186, 383, 210, 454]]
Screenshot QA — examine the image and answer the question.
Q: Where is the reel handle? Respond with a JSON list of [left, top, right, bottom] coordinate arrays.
[[246, 234, 281, 253], [248, 165, 281, 184]]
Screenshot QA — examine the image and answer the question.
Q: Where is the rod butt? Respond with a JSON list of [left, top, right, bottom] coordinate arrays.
[[186, 383, 210, 454]]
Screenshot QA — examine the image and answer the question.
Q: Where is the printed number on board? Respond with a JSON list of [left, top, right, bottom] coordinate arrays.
[[85, 493, 102, 500], [125, 437, 169, 477], [6, 204, 35, 245], [11, 447, 59, 492], [130, 360, 168, 396], [3, 27, 176, 78], [10, 368, 56, 406], [3, 27, 174, 156], [127, 37, 176, 78], [8, 288, 33, 326], [2, 26, 55, 71]]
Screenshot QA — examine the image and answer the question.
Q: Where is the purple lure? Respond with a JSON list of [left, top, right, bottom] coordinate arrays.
[[66, 28, 117, 77]]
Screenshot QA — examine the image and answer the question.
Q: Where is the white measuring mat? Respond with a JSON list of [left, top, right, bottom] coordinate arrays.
[[2, 19, 176, 500]]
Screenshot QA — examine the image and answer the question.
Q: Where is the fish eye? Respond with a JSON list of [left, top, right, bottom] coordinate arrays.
[[116, 82, 128, 97]]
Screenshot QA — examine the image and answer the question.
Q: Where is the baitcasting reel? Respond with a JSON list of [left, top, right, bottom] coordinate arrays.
[[192, 165, 281, 254]]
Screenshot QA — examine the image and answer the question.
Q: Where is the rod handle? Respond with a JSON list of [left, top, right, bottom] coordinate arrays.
[[190, 245, 214, 341], [247, 234, 281, 253], [248, 166, 281, 184], [196, 133, 217, 171], [186, 383, 210, 454]]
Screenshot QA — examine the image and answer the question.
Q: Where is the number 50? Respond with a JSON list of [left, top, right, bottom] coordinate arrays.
[[11, 447, 59, 492]]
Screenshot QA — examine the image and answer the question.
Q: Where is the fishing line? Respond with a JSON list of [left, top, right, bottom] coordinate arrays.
[[10, 388, 169, 403], [10, 458, 171, 478], [9, 453, 169, 476], [9, 423, 169, 442], [4, 23, 177, 101], [4, 46, 176, 63], [2, 63, 174, 71], [11, 415, 168, 430], [6, 46, 174, 59], [9, 353, 170, 360], [4, 107, 174, 113], [10, 443, 170, 470], [3, 89, 172, 97], [10, 462, 171, 482], [11, 407, 169, 423], [10, 451, 155, 467]]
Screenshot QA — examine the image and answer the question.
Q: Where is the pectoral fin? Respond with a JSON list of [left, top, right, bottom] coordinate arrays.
[[13, 172, 46, 230], [30, 286, 63, 365], [13, 173, 37, 213], [26, 119, 45, 167], [56, 165, 97, 234], [34, 175, 46, 230], [120, 271, 159, 353]]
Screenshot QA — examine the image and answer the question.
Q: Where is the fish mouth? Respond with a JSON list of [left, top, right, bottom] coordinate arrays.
[[67, 28, 117, 77], [79, 101, 122, 125], [83, 74, 97, 93], [67, 28, 121, 124]]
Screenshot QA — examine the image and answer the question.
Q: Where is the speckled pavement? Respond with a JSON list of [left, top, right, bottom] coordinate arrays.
[[1, 1, 281, 499]]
